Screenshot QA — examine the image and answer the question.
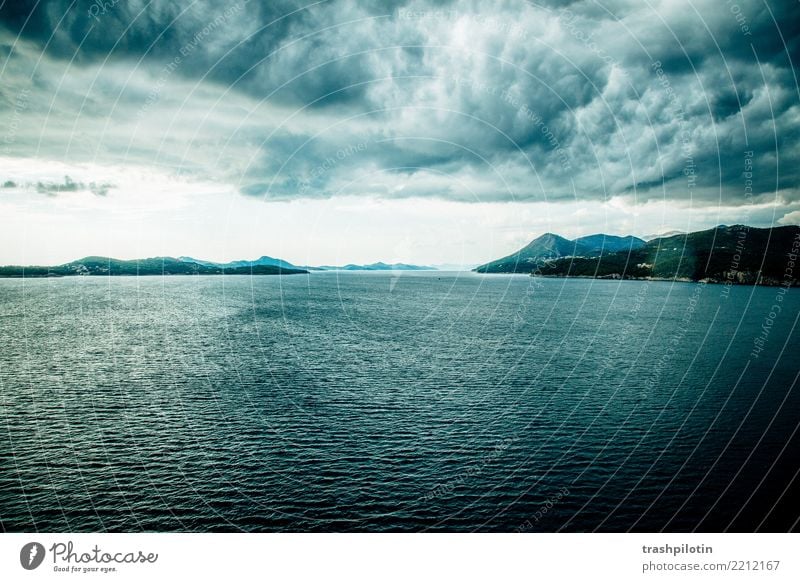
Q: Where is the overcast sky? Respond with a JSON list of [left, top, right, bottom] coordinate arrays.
[[1, 0, 798, 265]]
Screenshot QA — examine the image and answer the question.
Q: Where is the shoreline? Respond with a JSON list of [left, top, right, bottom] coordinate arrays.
[[474, 272, 797, 287], [0, 272, 307, 279]]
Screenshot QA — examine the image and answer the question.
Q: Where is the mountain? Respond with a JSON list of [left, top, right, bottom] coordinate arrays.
[[0, 256, 308, 277], [178, 255, 299, 270], [474, 233, 645, 273], [432, 262, 480, 271], [0, 254, 434, 277], [474, 233, 580, 274], [533, 225, 800, 285], [178, 256, 433, 272], [177, 256, 218, 267], [573, 234, 646, 254], [314, 262, 436, 271], [643, 230, 685, 241]]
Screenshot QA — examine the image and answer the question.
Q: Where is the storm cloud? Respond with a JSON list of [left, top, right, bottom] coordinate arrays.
[[1, 0, 798, 210]]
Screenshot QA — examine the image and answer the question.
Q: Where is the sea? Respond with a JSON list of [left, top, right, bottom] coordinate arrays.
[[1, 272, 798, 532]]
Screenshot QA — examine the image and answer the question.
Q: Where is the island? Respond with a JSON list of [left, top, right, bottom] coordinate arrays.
[[474, 225, 800, 286], [0, 256, 308, 277]]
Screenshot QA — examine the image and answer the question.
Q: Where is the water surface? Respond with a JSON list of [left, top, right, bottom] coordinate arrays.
[[1, 273, 798, 531]]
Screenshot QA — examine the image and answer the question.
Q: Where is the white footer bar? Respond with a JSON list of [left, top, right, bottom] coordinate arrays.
[[1, 533, 796, 581]]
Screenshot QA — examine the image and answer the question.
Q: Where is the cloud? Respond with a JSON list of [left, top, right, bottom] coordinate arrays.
[[778, 210, 800, 226], [1, 0, 798, 207]]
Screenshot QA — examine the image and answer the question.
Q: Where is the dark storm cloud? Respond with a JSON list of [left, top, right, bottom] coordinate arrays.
[[1, 0, 798, 206]]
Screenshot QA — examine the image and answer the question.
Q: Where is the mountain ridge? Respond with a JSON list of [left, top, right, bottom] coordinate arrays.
[[474, 233, 646, 273], [0, 255, 435, 277], [314, 261, 435, 271], [178, 255, 298, 270], [476, 225, 800, 286], [0, 256, 308, 277], [178, 256, 435, 272]]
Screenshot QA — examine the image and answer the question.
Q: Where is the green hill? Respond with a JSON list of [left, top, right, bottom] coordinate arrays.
[[533, 225, 800, 285], [474, 233, 645, 273], [0, 256, 308, 277]]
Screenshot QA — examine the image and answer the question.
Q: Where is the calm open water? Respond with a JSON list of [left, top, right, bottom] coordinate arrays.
[[1, 272, 798, 532]]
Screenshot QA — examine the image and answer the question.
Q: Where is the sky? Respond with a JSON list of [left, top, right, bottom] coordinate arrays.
[[1, 0, 799, 266]]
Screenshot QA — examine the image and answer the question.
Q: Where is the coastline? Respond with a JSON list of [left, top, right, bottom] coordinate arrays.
[[473, 272, 798, 287], [535, 274, 796, 287]]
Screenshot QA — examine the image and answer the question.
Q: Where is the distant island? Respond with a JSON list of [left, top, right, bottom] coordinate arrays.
[[177, 256, 435, 272], [312, 262, 435, 271], [0, 256, 308, 277], [475, 225, 800, 286], [0, 255, 436, 278]]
